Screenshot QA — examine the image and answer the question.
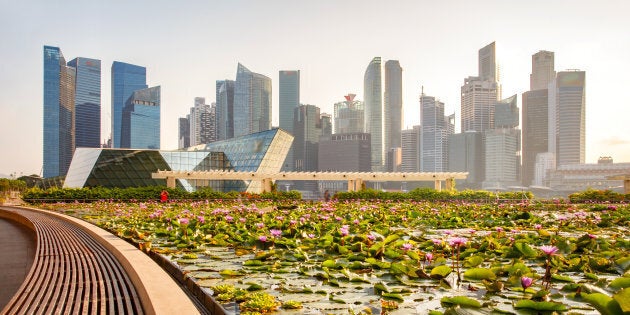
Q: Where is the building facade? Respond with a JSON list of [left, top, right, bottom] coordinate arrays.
[[384, 60, 403, 160], [364, 57, 384, 171], [401, 126, 421, 172], [67, 57, 101, 149], [334, 94, 364, 134], [111, 62, 147, 148], [448, 131, 484, 188], [233, 63, 272, 137], [279, 70, 300, 171], [121, 86, 161, 149], [188, 97, 216, 146], [216, 80, 235, 141], [43, 46, 76, 178], [554, 71, 586, 167], [178, 117, 190, 149], [420, 93, 453, 172]]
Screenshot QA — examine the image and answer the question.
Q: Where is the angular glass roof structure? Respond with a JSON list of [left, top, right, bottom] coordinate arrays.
[[64, 128, 293, 192]]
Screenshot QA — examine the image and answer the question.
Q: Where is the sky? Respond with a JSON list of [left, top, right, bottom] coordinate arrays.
[[1, 0, 629, 177]]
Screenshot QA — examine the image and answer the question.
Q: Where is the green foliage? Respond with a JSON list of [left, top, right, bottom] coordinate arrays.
[[21, 186, 302, 203], [334, 187, 534, 202], [0, 178, 27, 192], [569, 189, 628, 202]]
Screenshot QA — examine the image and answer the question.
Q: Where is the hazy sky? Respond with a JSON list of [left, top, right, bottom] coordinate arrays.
[[1, 0, 629, 177]]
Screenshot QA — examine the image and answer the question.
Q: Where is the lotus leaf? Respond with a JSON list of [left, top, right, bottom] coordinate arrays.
[[440, 296, 482, 308], [514, 300, 567, 311], [610, 277, 630, 289], [430, 265, 452, 279], [614, 288, 630, 312], [582, 292, 624, 315], [463, 268, 496, 281]]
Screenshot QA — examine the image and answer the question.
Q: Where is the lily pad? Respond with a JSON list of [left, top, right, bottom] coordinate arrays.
[[514, 300, 567, 311], [430, 265, 452, 279], [613, 288, 630, 312], [440, 296, 482, 308], [464, 268, 496, 281], [610, 277, 630, 289], [582, 293, 624, 315]]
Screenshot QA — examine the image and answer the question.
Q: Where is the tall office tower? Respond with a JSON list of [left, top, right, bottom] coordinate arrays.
[[448, 131, 484, 188], [364, 57, 384, 171], [461, 42, 502, 133], [293, 104, 325, 192], [121, 86, 161, 149], [420, 93, 453, 172], [319, 133, 371, 172], [188, 97, 216, 146], [321, 113, 333, 137], [554, 70, 586, 166], [384, 60, 403, 155], [67, 57, 101, 149], [178, 116, 190, 149], [233, 63, 272, 137], [279, 70, 300, 171], [401, 126, 421, 172], [216, 80, 235, 140], [43, 46, 76, 178], [479, 42, 499, 82], [279, 70, 300, 134], [522, 50, 556, 186], [483, 95, 521, 189], [334, 94, 364, 134], [111, 62, 147, 148], [530, 51, 555, 90]]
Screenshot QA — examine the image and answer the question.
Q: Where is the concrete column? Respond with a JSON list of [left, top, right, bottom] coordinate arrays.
[[445, 178, 454, 191], [261, 178, 273, 193], [166, 177, 176, 188], [356, 179, 363, 191], [434, 180, 442, 191], [347, 180, 355, 192], [625, 179, 630, 194]]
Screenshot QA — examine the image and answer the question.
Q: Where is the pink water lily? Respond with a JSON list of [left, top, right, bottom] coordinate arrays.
[[448, 237, 468, 247], [521, 276, 533, 289], [259, 235, 268, 242], [270, 229, 282, 238], [401, 243, 413, 251], [179, 217, 189, 225], [540, 245, 559, 256]]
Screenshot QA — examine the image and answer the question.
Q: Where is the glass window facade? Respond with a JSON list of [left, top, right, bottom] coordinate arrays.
[[64, 128, 293, 193], [68, 57, 101, 148], [111, 62, 147, 148], [121, 86, 161, 149]]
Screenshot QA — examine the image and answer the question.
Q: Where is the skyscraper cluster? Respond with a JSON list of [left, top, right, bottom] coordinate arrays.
[[43, 45, 160, 178]]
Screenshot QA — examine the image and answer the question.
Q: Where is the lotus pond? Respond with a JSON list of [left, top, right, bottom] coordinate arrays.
[[44, 199, 630, 314]]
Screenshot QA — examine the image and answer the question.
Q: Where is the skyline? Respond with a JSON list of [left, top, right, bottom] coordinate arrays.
[[1, 0, 629, 176]]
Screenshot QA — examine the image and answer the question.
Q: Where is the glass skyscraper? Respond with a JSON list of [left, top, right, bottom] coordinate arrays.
[[334, 94, 364, 134], [364, 57, 384, 171], [384, 60, 403, 155], [111, 61, 147, 148], [67, 57, 101, 149], [121, 86, 161, 149], [279, 70, 300, 171], [233, 63, 272, 138], [43, 46, 76, 178], [216, 80, 235, 141]]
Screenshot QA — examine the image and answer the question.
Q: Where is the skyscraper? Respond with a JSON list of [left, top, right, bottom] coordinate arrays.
[[521, 51, 556, 186], [279, 70, 300, 171], [333, 94, 364, 134], [121, 86, 161, 149], [67, 57, 101, 149], [188, 97, 216, 146], [448, 131, 484, 187], [216, 80, 235, 141], [43, 46, 76, 178], [420, 93, 453, 172], [364, 57, 384, 171], [554, 70, 586, 166], [401, 126, 421, 172], [233, 63, 272, 137], [293, 104, 326, 192], [279, 70, 300, 134], [461, 42, 501, 133], [483, 95, 521, 189], [384, 60, 403, 156], [178, 117, 190, 149], [111, 62, 147, 148]]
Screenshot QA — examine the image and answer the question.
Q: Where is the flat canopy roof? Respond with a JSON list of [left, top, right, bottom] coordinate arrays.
[[607, 174, 630, 180], [152, 170, 468, 182]]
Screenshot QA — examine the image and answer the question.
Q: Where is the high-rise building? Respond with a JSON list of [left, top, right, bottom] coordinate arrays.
[[178, 117, 190, 149], [478, 41, 499, 82], [522, 50, 556, 186], [333, 94, 364, 134], [43, 46, 76, 178], [279, 70, 300, 171], [554, 70, 586, 166], [420, 93, 453, 172], [121, 86, 160, 149], [279, 70, 300, 134], [111, 62, 147, 148], [530, 50, 555, 90], [293, 104, 327, 192], [188, 97, 216, 146], [483, 95, 521, 189], [384, 60, 403, 156], [233, 63, 272, 137], [216, 80, 235, 141], [67, 57, 101, 149], [401, 126, 421, 172], [364, 57, 384, 171], [318, 133, 371, 193], [448, 131, 484, 188]]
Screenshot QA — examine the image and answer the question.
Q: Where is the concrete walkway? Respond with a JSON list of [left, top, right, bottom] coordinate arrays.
[[0, 218, 35, 310]]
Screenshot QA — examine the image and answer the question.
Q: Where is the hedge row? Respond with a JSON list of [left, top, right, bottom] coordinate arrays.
[[22, 186, 302, 203], [568, 189, 629, 203], [334, 188, 533, 202]]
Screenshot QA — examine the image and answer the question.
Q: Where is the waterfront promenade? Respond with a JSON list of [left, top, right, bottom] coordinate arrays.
[[0, 206, 202, 315]]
